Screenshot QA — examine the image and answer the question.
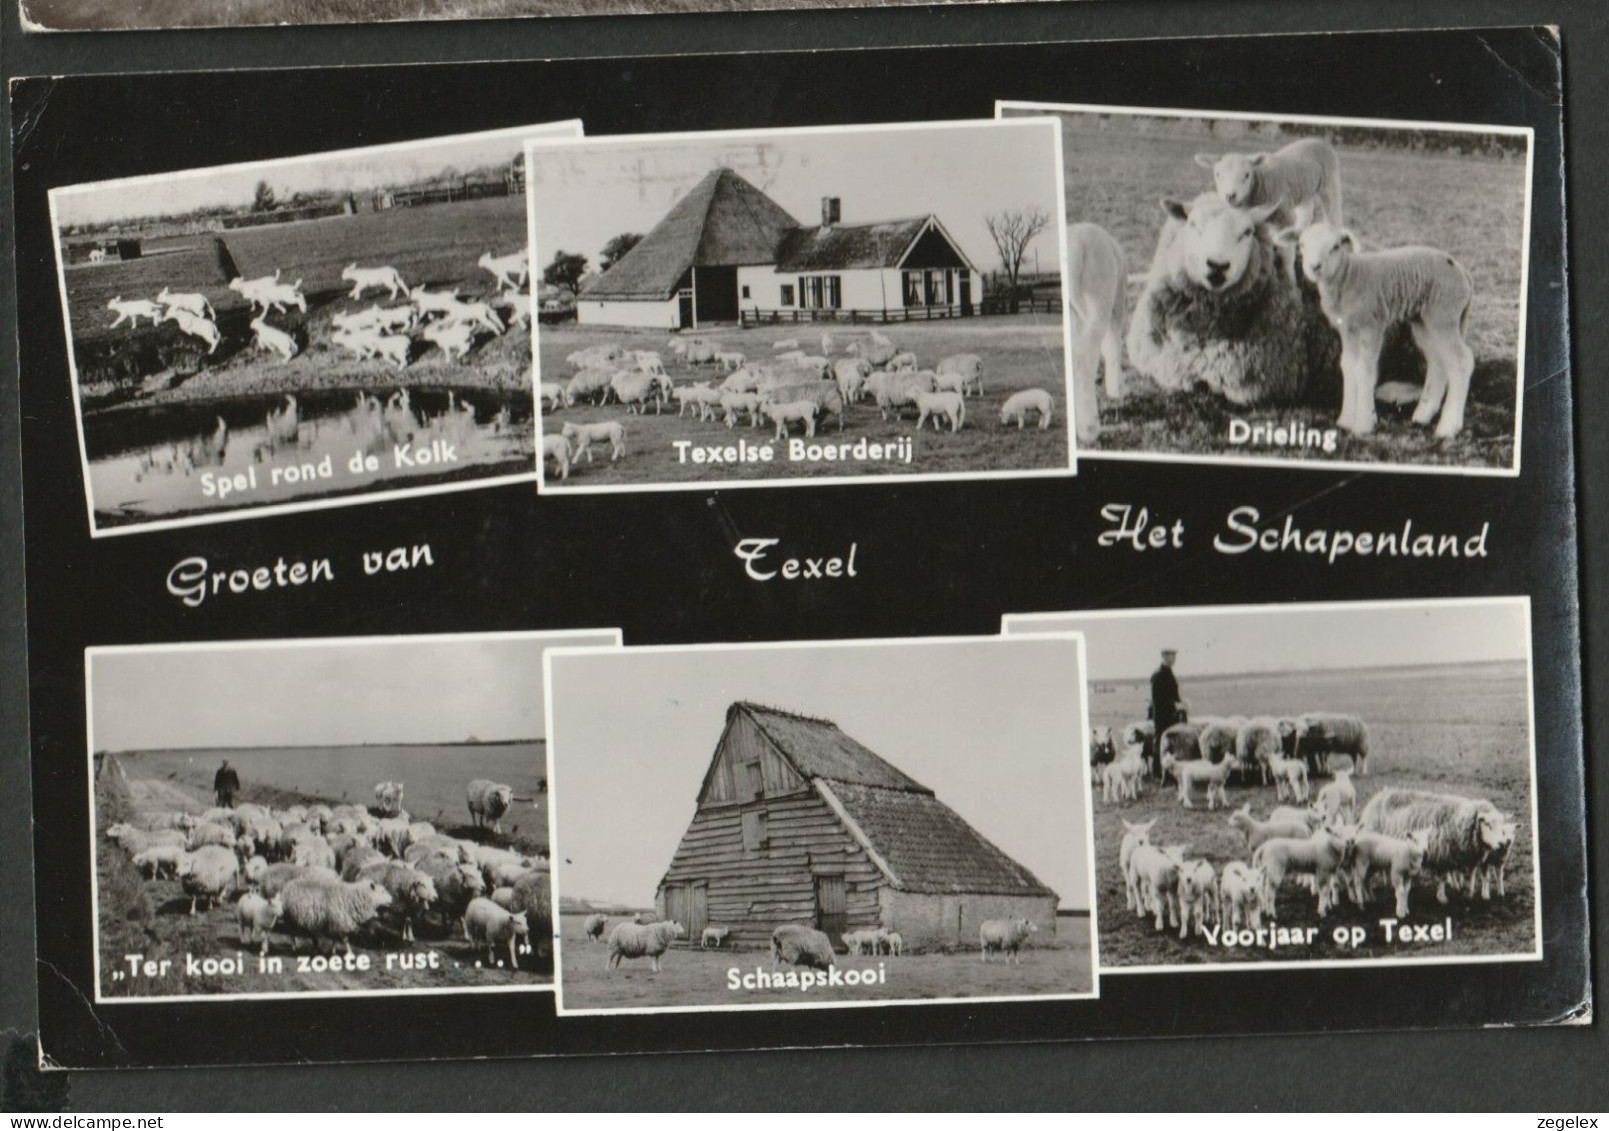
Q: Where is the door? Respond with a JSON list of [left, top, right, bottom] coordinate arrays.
[[677, 289, 694, 329], [689, 883, 709, 939], [664, 884, 688, 933], [959, 271, 973, 315], [815, 874, 847, 948]]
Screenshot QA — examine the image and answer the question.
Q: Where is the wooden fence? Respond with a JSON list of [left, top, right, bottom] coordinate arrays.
[[740, 304, 974, 328]]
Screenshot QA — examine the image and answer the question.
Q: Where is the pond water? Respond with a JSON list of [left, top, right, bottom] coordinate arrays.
[[86, 387, 534, 523]]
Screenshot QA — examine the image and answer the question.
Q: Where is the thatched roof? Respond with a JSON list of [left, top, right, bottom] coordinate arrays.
[[737, 703, 926, 793], [582, 168, 800, 301], [773, 217, 930, 273]]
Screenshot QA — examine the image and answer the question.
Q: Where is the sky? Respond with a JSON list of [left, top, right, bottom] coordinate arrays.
[[527, 119, 1064, 276], [1006, 600, 1529, 683], [545, 636, 1091, 911], [53, 121, 580, 227], [89, 631, 617, 752]]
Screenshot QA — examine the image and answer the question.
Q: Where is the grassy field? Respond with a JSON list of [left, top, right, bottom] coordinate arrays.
[[94, 744, 551, 999], [1045, 116, 1528, 468], [1088, 662, 1536, 968], [537, 317, 1071, 487], [556, 911, 1094, 1011]]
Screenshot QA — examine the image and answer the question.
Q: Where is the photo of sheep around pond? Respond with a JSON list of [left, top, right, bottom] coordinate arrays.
[[52, 121, 580, 535], [524, 120, 1075, 491], [997, 103, 1533, 473], [1004, 599, 1539, 971], [88, 630, 618, 1001], [543, 636, 1097, 1014]]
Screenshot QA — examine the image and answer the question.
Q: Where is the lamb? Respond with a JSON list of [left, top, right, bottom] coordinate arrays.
[[1292, 711, 1371, 776], [373, 781, 405, 817], [405, 836, 474, 865], [846, 338, 898, 367], [341, 263, 409, 300], [466, 779, 515, 833], [584, 913, 608, 942], [471, 844, 538, 887], [1470, 818, 1518, 900], [1105, 742, 1146, 803], [255, 275, 307, 314], [106, 824, 185, 855], [998, 389, 1055, 430], [866, 370, 936, 421], [842, 928, 886, 956], [462, 897, 530, 968], [339, 845, 387, 881], [1131, 843, 1189, 931], [250, 315, 299, 364], [410, 285, 463, 320], [277, 875, 392, 957], [720, 391, 761, 429], [1316, 769, 1358, 822], [1218, 861, 1268, 931], [1251, 825, 1356, 917], [291, 835, 337, 872], [1197, 138, 1343, 229], [236, 892, 283, 956], [1266, 752, 1310, 802], [785, 355, 832, 382], [762, 382, 844, 431], [161, 309, 222, 354], [186, 821, 236, 850], [833, 357, 872, 403], [913, 390, 965, 433], [770, 924, 834, 972], [1228, 804, 1314, 852], [258, 862, 327, 899], [374, 816, 412, 857], [885, 350, 919, 373], [720, 367, 763, 395], [700, 926, 731, 949], [478, 249, 529, 292], [1345, 829, 1430, 916], [935, 353, 985, 397], [156, 286, 215, 320], [1358, 788, 1514, 904], [682, 340, 719, 367], [563, 420, 627, 463], [131, 845, 185, 879], [1065, 222, 1128, 443], [1118, 818, 1157, 912], [540, 381, 570, 411], [565, 367, 615, 407], [1161, 753, 1232, 810], [568, 344, 625, 370], [178, 845, 240, 915], [608, 920, 685, 972], [106, 296, 164, 329], [542, 433, 571, 480], [242, 855, 269, 888], [144, 811, 196, 832], [1176, 859, 1218, 940], [715, 350, 746, 371], [763, 400, 817, 439], [884, 931, 904, 957], [1236, 717, 1286, 785], [772, 338, 800, 352], [1268, 805, 1321, 830], [1286, 222, 1476, 438], [414, 855, 487, 922], [438, 299, 506, 336], [611, 370, 665, 415], [980, 918, 1038, 963], [422, 319, 477, 363], [1158, 723, 1202, 776], [1088, 726, 1117, 787]]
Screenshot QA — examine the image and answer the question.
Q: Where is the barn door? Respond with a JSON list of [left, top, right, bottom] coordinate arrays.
[[678, 289, 694, 329], [815, 874, 847, 947], [664, 884, 689, 938], [689, 883, 709, 939]]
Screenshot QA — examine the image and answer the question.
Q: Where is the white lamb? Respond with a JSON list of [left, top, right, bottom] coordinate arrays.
[[1345, 828, 1430, 917], [1266, 752, 1310, 802], [1176, 859, 1217, 940], [1118, 818, 1157, 912], [236, 892, 283, 955], [178, 845, 240, 915], [410, 285, 463, 320], [156, 286, 215, 320], [341, 263, 409, 301], [1251, 825, 1356, 918], [438, 299, 506, 336], [1130, 843, 1187, 932], [1198, 137, 1343, 229], [162, 309, 222, 353], [1218, 861, 1268, 931], [771, 338, 800, 352], [562, 420, 627, 463], [542, 433, 571, 480], [912, 390, 965, 433], [1161, 753, 1231, 810], [721, 391, 761, 428], [935, 353, 984, 397], [1104, 743, 1146, 804], [478, 249, 529, 292], [1285, 222, 1475, 438], [107, 297, 163, 328], [763, 400, 817, 439], [462, 897, 530, 969], [132, 844, 185, 879], [1315, 769, 1358, 822], [1066, 222, 1128, 443], [250, 315, 298, 364], [540, 381, 570, 411], [716, 350, 746, 371], [999, 389, 1054, 430]]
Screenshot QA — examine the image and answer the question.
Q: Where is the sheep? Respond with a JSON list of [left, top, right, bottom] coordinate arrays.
[[258, 862, 326, 899], [770, 924, 834, 972], [405, 836, 474, 865], [833, 357, 872, 403], [1345, 829, 1430, 916], [1160, 753, 1232, 810], [846, 338, 897, 367], [144, 811, 196, 832], [866, 370, 936, 421], [542, 433, 571, 480], [106, 824, 185, 855], [156, 285, 215, 321], [1130, 843, 1187, 931], [478, 249, 529, 292], [410, 284, 463, 320], [373, 781, 405, 817], [1127, 193, 1337, 407], [682, 340, 719, 367], [1292, 711, 1371, 776], [540, 381, 570, 411], [422, 319, 477, 362], [162, 308, 222, 354], [563, 420, 626, 463], [608, 920, 685, 972], [720, 367, 763, 395], [250, 314, 299, 364], [1198, 137, 1341, 228], [761, 382, 844, 432], [1158, 723, 1202, 779], [1358, 788, 1514, 904], [885, 350, 919, 373], [242, 855, 269, 889], [374, 817, 412, 857], [465, 779, 514, 833], [611, 370, 665, 415], [277, 875, 392, 958], [406, 820, 436, 845], [1470, 818, 1518, 900], [715, 350, 746, 371], [979, 918, 1038, 963], [1088, 726, 1117, 787], [884, 931, 904, 957], [352, 328, 411, 370], [505, 870, 552, 959], [439, 298, 506, 336], [131, 845, 185, 879], [771, 338, 800, 352], [1176, 859, 1218, 940], [1218, 861, 1268, 931], [470, 843, 536, 884], [491, 886, 516, 910], [1285, 221, 1476, 438], [462, 897, 530, 969], [236, 892, 283, 956], [288, 835, 335, 872], [700, 926, 731, 949], [763, 400, 817, 440], [341, 263, 409, 301], [786, 355, 832, 382], [177, 845, 239, 915], [1266, 752, 1310, 802], [106, 296, 164, 328], [1118, 818, 1157, 912], [935, 353, 985, 398], [584, 913, 608, 943], [1268, 804, 1321, 830], [1228, 804, 1314, 852], [913, 390, 965, 433], [186, 821, 236, 850], [842, 928, 885, 956], [1316, 769, 1358, 822], [1236, 717, 1286, 785], [1062, 222, 1129, 443], [1251, 825, 1356, 917], [720, 391, 761, 429], [999, 389, 1054, 430], [1198, 720, 1241, 767], [339, 845, 388, 881], [414, 855, 487, 923], [1105, 742, 1147, 804]]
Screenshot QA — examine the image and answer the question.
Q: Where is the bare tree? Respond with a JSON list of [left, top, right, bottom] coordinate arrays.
[[984, 206, 1051, 305]]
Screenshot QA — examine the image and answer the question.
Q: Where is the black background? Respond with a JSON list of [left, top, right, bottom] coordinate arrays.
[[1, 2, 1604, 1111]]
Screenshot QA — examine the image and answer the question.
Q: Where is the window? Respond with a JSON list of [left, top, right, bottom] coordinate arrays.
[[798, 275, 842, 310], [902, 269, 951, 307], [742, 760, 764, 800], [741, 284, 751, 299], [742, 809, 769, 855], [780, 284, 795, 306]]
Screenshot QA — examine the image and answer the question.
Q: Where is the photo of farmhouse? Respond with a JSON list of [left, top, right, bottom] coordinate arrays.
[[524, 120, 1074, 489], [52, 122, 577, 533], [545, 637, 1095, 1013], [1001, 103, 1532, 473]]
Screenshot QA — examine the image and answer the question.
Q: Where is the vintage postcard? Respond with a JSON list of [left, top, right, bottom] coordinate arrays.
[[86, 629, 618, 1002], [1004, 599, 1540, 972], [998, 101, 1533, 476], [543, 636, 1098, 1013], [51, 120, 580, 537], [525, 119, 1075, 491]]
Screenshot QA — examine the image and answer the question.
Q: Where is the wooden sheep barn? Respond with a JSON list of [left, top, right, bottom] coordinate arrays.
[[655, 702, 1058, 952]]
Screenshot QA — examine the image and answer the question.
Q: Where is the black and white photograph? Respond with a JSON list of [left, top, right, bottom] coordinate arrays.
[[52, 121, 580, 536], [1004, 599, 1540, 972], [998, 101, 1534, 475], [524, 119, 1075, 491], [543, 636, 1097, 1014], [86, 629, 618, 1002]]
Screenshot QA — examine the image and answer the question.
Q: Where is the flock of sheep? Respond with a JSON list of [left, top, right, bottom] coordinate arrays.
[[1095, 711, 1521, 944], [1069, 136, 1479, 445], [103, 777, 550, 972], [539, 329, 1059, 479], [101, 248, 533, 372]]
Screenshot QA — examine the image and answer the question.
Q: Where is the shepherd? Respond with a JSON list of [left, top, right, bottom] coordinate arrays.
[[214, 758, 240, 809], [1150, 649, 1184, 779]]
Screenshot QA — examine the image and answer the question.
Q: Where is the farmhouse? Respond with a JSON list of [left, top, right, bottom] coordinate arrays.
[[655, 702, 1057, 951], [577, 167, 980, 330]]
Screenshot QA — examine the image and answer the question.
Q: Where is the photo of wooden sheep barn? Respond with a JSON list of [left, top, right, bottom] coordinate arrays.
[[1005, 599, 1539, 972], [543, 636, 1097, 1013], [51, 121, 579, 535], [87, 629, 617, 1001], [523, 119, 1075, 490], [998, 102, 1533, 474]]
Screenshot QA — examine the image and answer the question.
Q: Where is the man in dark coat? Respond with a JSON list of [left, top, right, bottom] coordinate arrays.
[[1150, 649, 1184, 777], [214, 759, 240, 808]]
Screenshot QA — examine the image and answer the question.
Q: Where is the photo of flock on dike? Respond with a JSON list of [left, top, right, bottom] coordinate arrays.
[[1003, 104, 1533, 473]]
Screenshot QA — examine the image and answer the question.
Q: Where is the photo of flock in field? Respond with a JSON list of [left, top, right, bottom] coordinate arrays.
[[1002, 103, 1532, 472]]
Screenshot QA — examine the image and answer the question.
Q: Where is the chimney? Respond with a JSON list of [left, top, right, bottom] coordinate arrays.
[[821, 196, 841, 227]]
